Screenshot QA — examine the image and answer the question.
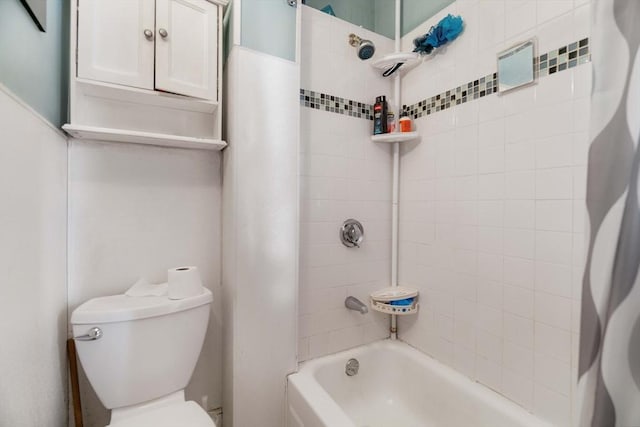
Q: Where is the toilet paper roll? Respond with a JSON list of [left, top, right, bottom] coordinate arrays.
[[167, 266, 204, 300]]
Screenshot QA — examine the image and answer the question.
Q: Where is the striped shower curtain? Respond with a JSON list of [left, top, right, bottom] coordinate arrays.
[[578, 0, 640, 426]]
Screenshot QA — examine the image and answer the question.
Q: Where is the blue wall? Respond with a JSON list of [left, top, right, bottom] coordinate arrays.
[[0, 0, 68, 126], [241, 0, 297, 61]]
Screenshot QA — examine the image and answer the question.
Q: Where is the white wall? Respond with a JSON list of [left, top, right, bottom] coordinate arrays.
[[397, 1, 590, 426], [297, 6, 396, 362], [68, 141, 223, 427], [0, 85, 68, 426], [222, 46, 299, 427]]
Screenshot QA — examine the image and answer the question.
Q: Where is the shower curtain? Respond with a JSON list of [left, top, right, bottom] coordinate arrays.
[[578, 0, 640, 426]]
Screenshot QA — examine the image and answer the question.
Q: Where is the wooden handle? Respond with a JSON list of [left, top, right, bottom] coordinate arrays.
[[67, 339, 84, 427]]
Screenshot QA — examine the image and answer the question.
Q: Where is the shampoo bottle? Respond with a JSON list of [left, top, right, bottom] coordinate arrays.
[[373, 96, 388, 135]]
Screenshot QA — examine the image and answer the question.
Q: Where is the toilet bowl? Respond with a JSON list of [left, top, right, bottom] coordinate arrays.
[[71, 288, 215, 427]]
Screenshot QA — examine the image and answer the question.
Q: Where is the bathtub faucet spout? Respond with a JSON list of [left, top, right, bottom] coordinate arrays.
[[345, 296, 368, 314]]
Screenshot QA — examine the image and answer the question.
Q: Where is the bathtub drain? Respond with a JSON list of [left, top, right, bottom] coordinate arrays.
[[345, 358, 359, 376]]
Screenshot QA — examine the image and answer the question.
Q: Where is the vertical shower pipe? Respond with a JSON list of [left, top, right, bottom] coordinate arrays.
[[390, 0, 401, 340]]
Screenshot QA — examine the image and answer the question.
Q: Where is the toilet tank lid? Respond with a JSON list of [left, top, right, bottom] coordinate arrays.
[[71, 288, 212, 325]]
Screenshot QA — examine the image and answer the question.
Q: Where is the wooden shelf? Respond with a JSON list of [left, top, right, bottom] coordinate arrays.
[[62, 124, 227, 151], [371, 131, 419, 144]]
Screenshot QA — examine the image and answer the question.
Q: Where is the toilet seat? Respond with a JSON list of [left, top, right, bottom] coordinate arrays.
[[107, 401, 215, 427]]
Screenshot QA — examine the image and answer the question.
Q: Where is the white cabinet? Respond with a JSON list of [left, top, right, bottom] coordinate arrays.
[[67, 0, 228, 150], [78, 0, 218, 101], [77, 0, 156, 90], [155, 0, 218, 100]]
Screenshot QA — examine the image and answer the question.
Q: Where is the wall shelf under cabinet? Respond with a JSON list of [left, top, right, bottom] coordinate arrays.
[[62, 124, 227, 151]]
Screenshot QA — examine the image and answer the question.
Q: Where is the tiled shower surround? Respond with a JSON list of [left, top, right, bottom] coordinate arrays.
[[298, 6, 394, 362], [398, 1, 591, 426], [299, 1, 591, 426]]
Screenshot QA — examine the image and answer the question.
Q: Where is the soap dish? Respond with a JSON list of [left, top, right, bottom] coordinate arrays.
[[370, 286, 419, 315]]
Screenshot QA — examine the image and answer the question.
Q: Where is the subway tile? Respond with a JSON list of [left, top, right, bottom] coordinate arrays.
[[479, 119, 506, 149], [454, 344, 477, 378], [503, 228, 535, 259], [479, 146, 505, 174], [476, 355, 503, 393], [505, 1, 537, 40], [504, 256, 535, 289], [535, 322, 571, 362], [504, 312, 535, 349], [477, 200, 504, 227], [535, 135, 573, 169], [506, 171, 535, 199], [477, 305, 503, 337], [478, 226, 504, 255], [478, 173, 505, 200], [533, 383, 571, 427], [572, 97, 591, 132], [504, 284, 535, 319], [534, 353, 571, 396], [535, 261, 572, 298], [454, 317, 477, 350], [478, 252, 504, 282], [573, 165, 588, 199], [532, 101, 574, 139], [504, 200, 535, 229], [535, 292, 572, 330], [478, 279, 503, 310], [536, 200, 573, 231], [506, 141, 535, 171], [502, 369, 534, 410], [503, 340, 534, 377], [536, 167, 573, 199], [505, 112, 534, 145], [535, 231, 572, 265]]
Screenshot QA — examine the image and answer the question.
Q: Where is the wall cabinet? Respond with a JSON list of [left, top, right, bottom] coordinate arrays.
[[65, 0, 227, 150]]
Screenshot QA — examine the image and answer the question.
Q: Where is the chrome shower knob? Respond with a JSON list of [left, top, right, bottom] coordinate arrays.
[[340, 219, 364, 248]]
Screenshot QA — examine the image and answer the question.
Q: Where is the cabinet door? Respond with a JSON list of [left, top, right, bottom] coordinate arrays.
[[155, 0, 218, 101], [77, 0, 155, 90]]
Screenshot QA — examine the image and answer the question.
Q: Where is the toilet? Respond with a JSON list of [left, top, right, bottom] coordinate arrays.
[[71, 288, 215, 427]]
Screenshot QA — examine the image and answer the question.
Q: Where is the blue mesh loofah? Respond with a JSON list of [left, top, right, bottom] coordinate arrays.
[[413, 14, 464, 54]]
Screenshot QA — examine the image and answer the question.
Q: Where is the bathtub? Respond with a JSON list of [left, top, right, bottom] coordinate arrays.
[[287, 340, 550, 427]]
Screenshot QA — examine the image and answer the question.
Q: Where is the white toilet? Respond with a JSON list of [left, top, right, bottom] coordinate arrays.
[[71, 288, 215, 427]]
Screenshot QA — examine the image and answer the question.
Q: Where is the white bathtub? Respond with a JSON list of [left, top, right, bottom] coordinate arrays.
[[287, 340, 551, 427]]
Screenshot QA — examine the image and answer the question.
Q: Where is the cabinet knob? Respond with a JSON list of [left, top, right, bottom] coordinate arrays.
[[158, 28, 168, 39], [144, 29, 153, 40]]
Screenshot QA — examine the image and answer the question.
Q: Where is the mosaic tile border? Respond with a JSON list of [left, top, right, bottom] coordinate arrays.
[[300, 37, 591, 121], [406, 38, 591, 120], [299, 90, 374, 120]]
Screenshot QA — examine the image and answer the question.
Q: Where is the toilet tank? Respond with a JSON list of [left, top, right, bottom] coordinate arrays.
[[71, 289, 212, 410]]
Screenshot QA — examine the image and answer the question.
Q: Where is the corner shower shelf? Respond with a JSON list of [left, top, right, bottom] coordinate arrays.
[[370, 286, 419, 315], [62, 124, 227, 151], [371, 131, 419, 144], [371, 52, 423, 76]]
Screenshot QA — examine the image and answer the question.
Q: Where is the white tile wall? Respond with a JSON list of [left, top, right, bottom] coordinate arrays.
[[398, 1, 591, 426], [298, 6, 394, 361]]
